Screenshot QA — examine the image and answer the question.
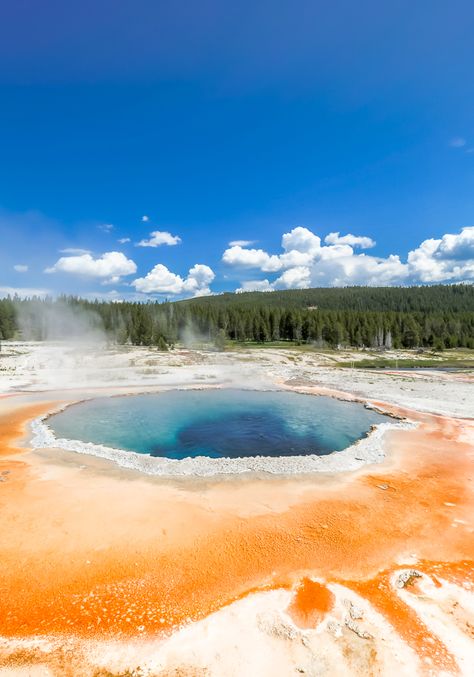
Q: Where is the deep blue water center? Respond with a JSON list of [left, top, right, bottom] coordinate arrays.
[[48, 389, 387, 460]]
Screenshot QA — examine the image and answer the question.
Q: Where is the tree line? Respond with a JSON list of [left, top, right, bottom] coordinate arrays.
[[0, 284, 473, 350]]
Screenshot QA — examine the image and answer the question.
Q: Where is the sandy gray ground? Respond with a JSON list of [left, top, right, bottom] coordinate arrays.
[[0, 341, 472, 418]]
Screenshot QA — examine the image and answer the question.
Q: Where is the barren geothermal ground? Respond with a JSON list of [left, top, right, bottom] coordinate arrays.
[[0, 342, 473, 676]]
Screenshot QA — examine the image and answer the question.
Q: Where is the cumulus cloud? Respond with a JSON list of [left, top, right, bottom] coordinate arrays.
[[13, 264, 28, 272], [281, 226, 321, 254], [311, 253, 408, 287], [222, 245, 282, 272], [407, 226, 474, 282], [433, 225, 474, 260], [137, 230, 182, 247], [236, 279, 274, 293], [45, 251, 137, 284], [274, 266, 312, 289], [133, 263, 215, 297], [224, 224, 474, 291], [324, 231, 375, 249], [142, 215, 150, 222]]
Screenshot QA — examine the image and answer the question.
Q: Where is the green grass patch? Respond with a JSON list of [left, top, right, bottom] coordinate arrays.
[[228, 340, 334, 351], [338, 358, 474, 369]]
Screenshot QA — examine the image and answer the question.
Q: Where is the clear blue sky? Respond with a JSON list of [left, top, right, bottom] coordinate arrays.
[[1, 1, 473, 299]]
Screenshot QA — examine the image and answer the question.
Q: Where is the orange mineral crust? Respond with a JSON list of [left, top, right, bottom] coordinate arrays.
[[0, 398, 473, 674], [0, 401, 59, 490], [287, 578, 335, 628], [0, 401, 57, 455]]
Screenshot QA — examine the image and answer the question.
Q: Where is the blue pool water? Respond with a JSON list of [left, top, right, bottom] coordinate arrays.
[[48, 389, 388, 460]]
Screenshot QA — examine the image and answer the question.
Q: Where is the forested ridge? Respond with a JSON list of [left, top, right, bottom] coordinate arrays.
[[182, 284, 474, 313], [0, 284, 473, 350]]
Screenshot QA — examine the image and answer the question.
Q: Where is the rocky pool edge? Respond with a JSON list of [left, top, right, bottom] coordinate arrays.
[[28, 393, 416, 477]]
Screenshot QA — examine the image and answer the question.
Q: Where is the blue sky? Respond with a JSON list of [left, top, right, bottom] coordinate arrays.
[[1, 0, 474, 299]]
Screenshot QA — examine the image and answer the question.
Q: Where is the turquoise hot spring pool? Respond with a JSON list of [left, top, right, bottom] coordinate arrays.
[[47, 389, 388, 460]]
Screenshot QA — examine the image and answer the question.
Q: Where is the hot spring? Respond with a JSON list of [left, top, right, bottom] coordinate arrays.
[[47, 389, 388, 460]]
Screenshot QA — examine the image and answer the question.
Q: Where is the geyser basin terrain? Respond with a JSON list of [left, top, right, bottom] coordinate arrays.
[[47, 389, 388, 460]]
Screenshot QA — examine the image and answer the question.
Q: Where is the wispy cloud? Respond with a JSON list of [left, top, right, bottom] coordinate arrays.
[[228, 239, 257, 247], [450, 137, 467, 148], [118, 237, 131, 244], [60, 247, 91, 255], [0, 286, 49, 298], [98, 223, 114, 232], [13, 264, 29, 272]]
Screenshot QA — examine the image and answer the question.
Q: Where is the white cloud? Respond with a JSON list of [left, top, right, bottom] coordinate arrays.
[[13, 264, 28, 272], [450, 137, 467, 148], [229, 239, 256, 247], [222, 245, 282, 272], [433, 225, 474, 260], [225, 224, 474, 291], [278, 249, 315, 268], [98, 223, 114, 232], [0, 286, 49, 298], [407, 226, 474, 282], [60, 248, 91, 255], [311, 253, 408, 287], [324, 231, 375, 249], [142, 215, 150, 222], [185, 264, 216, 297], [118, 237, 131, 244], [45, 251, 137, 284], [274, 266, 312, 289], [137, 230, 182, 247], [281, 226, 321, 254], [133, 263, 215, 297], [317, 243, 354, 260], [133, 265, 183, 294], [236, 279, 274, 293]]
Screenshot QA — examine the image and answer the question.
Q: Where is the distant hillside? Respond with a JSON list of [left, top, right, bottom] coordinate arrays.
[[175, 284, 474, 349], [180, 284, 474, 313]]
